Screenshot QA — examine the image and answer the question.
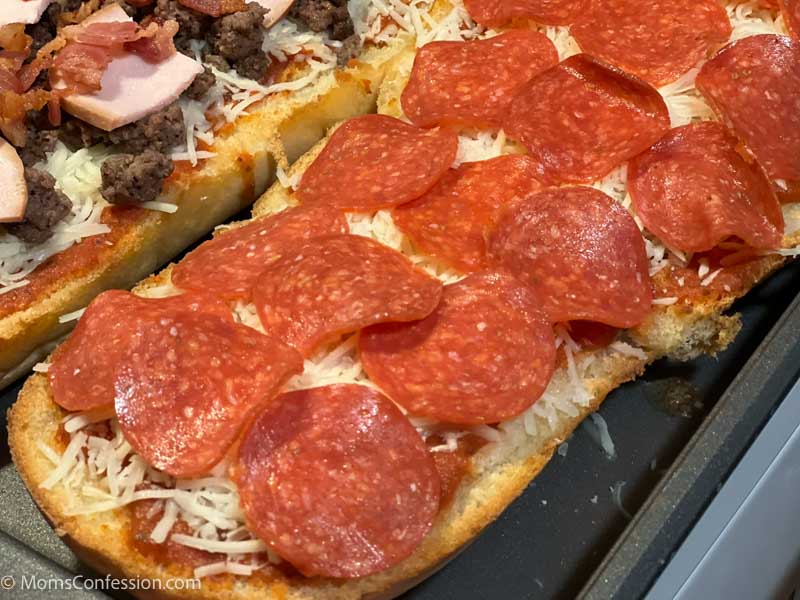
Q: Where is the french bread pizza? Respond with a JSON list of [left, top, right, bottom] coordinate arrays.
[[8, 0, 800, 598], [0, 0, 438, 389]]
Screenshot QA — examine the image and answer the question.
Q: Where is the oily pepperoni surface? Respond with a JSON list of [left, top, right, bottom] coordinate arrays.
[[401, 30, 558, 130], [783, 0, 800, 37], [463, 0, 587, 26], [49, 290, 233, 412], [502, 54, 670, 185], [393, 156, 544, 272], [115, 312, 302, 478], [252, 235, 443, 356], [629, 122, 784, 253], [232, 384, 440, 578], [296, 115, 457, 211], [360, 270, 556, 425], [171, 205, 348, 302], [488, 187, 652, 327], [571, 0, 732, 86], [696, 34, 800, 183]]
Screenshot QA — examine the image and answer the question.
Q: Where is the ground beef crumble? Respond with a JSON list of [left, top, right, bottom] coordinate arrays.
[[19, 127, 58, 168], [5, 169, 71, 245], [207, 2, 269, 80], [61, 103, 185, 155], [185, 67, 217, 100], [100, 150, 174, 205], [108, 103, 185, 154], [290, 0, 355, 40]]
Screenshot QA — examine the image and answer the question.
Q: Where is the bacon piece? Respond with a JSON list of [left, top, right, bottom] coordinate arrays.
[[0, 66, 22, 94], [68, 21, 141, 46], [124, 20, 178, 63], [0, 88, 49, 145], [0, 24, 31, 54], [178, 0, 246, 17], [51, 42, 112, 94]]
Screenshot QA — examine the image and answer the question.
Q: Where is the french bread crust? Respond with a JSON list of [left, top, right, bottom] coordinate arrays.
[[9, 289, 744, 599], [8, 130, 781, 600], [8, 10, 800, 596], [0, 38, 408, 389]]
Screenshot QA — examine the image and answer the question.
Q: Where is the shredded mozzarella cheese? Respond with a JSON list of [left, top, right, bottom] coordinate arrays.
[[40, 2, 800, 578]]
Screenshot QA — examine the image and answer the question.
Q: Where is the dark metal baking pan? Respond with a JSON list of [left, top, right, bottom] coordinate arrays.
[[2, 258, 799, 600]]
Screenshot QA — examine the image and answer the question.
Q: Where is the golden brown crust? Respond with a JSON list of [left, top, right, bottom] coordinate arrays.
[[8, 154, 768, 599], [9, 345, 646, 600], [8, 9, 800, 597]]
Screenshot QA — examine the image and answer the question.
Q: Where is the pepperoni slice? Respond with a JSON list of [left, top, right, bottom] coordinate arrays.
[[393, 156, 544, 272], [232, 384, 440, 578], [570, 0, 731, 86], [463, 0, 587, 26], [401, 30, 558, 130], [49, 290, 233, 412], [296, 115, 457, 211], [488, 187, 652, 327], [171, 205, 348, 302], [360, 270, 556, 425], [502, 54, 670, 185], [253, 235, 442, 356], [696, 35, 800, 183], [115, 313, 302, 478], [629, 122, 784, 253], [782, 0, 800, 37]]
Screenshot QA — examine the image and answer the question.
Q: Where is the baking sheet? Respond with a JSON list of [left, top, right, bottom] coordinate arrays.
[[2, 259, 799, 599]]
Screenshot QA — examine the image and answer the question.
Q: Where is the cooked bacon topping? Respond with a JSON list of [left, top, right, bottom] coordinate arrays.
[[0, 67, 22, 94], [124, 20, 179, 63], [51, 42, 113, 94], [178, 0, 246, 17], [0, 24, 31, 54], [0, 88, 50, 145], [67, 21, 142, 46]]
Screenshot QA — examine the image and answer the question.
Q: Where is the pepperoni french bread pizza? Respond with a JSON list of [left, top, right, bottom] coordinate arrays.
[[8, 0, 800, 598], [0, 0, 436, 390]]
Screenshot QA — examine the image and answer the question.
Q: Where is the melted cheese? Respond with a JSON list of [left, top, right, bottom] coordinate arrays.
[[40, 0, 798, 577]]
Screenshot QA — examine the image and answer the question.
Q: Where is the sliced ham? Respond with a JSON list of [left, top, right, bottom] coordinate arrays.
[[0, 0, 55, 27], [57, 4, 202, 131], [0, 138, 27, 223]]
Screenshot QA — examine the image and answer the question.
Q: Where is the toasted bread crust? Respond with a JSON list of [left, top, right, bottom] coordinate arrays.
[[8, 135, 775, 600], [9, 342, 649, 600], [0, 41, 406, 388], [8, 8, 800, 596]]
